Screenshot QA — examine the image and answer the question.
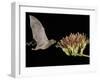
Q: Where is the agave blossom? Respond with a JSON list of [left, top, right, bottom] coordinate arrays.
[[57, 33, 89, 57]]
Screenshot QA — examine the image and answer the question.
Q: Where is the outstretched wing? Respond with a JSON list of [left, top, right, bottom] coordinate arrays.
[[30, 15, 53, 50]]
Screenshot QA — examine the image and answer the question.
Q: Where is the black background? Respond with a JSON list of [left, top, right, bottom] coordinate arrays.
[[26, 12, 90, 67]]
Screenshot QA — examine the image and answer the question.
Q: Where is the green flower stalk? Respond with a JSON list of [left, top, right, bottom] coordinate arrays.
[[56, 33, 89, 57]]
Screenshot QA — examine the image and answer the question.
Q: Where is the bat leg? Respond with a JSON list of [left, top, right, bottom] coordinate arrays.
[[32, 48, 38, 50], [31, 46, 46, 50], [31, 39, 56, 50]]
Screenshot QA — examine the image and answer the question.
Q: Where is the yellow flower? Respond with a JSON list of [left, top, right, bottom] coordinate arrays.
[[57, 32, 89, 57]]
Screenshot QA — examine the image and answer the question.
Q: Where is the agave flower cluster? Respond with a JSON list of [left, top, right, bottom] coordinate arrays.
[[57, 33, 89, 57]]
